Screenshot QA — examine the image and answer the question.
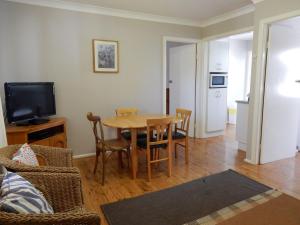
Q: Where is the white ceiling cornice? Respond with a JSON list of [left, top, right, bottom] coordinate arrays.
[[5, 0, 203, 27], [251, 0, 265, 4], [6, 0, 255, 28], [200, 5, 255, 27]]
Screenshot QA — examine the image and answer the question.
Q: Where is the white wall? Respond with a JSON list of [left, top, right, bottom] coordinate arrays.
[[0, 96, 7, 147], [245, 41, 253, 96], [298, 112, 300, 150], [227, 39, 252, 124], [0, 1, 201, 156]]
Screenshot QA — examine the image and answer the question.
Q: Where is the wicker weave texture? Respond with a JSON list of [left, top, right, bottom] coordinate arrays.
[[0, 145, 79, 173], [0, 172, 100, 225]]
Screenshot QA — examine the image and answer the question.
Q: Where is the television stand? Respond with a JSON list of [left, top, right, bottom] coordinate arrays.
[[16, 118, 50, 126], [6, 117, 67, 148], [30, 117, 50, 125]]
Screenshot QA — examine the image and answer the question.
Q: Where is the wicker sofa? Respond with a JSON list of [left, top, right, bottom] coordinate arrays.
[[0, 171, 100, 225], [0, 144, 79, 173]]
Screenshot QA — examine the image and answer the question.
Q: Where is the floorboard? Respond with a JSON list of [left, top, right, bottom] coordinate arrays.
[[73, 125, 300, 225]]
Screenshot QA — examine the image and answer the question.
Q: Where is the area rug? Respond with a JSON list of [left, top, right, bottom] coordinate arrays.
[[187, 189, 300, 225], [217, 192, 300, 225], [101, 170, 271, 225]]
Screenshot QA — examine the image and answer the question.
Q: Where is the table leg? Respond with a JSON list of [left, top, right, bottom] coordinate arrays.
[[117, 128, 123, 169], [131, 128, 138, 179], [117, 128, 122, 139]]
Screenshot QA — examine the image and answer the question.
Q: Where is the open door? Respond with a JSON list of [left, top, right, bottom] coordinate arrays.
[[260, 18, 300, 163], [168, 44, 196, 137]]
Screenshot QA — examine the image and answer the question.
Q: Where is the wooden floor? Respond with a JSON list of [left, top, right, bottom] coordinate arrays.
[[73, 125, 300, 224]]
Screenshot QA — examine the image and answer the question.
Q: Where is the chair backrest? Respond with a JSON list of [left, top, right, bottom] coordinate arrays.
[[146, 118, 172, 148], [175, 108, 192, 135], [115, 108, 139, 117], [87, 112, 105, 145]]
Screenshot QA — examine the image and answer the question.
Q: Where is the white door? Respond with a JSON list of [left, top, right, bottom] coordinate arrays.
[[169, 44, 196, 137], [260, 19, 300, 164], [0, 96, 7, 147]]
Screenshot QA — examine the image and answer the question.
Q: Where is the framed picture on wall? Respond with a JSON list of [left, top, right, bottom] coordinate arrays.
[[93, 40, 119, 73]]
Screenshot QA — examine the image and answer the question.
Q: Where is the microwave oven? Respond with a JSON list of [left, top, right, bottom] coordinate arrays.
[[209, 72, 228, 88]]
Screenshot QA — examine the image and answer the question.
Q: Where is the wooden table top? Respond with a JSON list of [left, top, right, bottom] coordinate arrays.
[[103, 114, 180, 129]]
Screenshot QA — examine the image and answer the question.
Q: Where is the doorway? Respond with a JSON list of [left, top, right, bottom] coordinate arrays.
[[163, 37, 199, 137], [260, 16, 300, 164], [227, 32, 253, 126], [205, 32, 253, 153]]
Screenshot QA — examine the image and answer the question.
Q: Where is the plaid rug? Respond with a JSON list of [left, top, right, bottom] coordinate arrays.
[[184, 189, 282, 225]]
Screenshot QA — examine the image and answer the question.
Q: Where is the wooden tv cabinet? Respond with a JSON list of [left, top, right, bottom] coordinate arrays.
[[6, 118, 67, 148]]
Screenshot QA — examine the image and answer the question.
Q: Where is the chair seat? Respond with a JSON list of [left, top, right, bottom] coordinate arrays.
[[121, 131, 147, 140], [97, 139, 129, 151], [160, 131, 186, 140], [137, 138, 168, 149], [172, 131, 186, 140]]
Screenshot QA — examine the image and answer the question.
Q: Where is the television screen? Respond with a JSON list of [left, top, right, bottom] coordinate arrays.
[[5, 82, 56, 123]]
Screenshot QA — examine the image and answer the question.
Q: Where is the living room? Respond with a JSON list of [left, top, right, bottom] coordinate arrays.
[[0, 0, 300, 224]]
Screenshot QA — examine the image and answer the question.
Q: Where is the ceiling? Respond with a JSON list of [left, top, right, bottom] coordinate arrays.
[[7, 0, 256, 27], [66, 0, 253, 24], [230, 32, 253, 40]]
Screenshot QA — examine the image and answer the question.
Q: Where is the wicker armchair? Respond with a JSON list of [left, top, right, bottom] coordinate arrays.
[[0, 144, 78, 173], [0, 171, 100, 225]]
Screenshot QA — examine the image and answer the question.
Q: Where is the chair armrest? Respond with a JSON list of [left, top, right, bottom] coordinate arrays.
[[17, 172, 84, 212], [0, 210, 100, 225], [0, 144, 73, 169], [30, 145, 73, 167], [0, 145, 19, 158], [0, 155, 80, 173]]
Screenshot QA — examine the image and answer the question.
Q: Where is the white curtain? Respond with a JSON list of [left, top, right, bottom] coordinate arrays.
[[0, 96, 7, 147]]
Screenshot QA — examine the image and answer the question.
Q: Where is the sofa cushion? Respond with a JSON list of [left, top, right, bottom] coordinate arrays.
[[0, 169, 53, 214], [12, 143, 39, 166]]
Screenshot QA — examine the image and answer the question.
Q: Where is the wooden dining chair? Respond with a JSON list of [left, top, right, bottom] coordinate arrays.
[[115, 107, 139, 117], [173, 108, 192, 164], [115, 107, 147, 141], [87, 112, 130, 185], [137, 118, 172, 181]]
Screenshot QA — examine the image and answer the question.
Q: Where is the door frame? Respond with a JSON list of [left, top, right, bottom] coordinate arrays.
[[162, 36, 201, 137], [198, 27, 254, 139], [0, 96, 7, 147], [249, 10, 300, 165]]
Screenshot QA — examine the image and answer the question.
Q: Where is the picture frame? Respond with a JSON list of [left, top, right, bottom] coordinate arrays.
[[93, 39, 119, 73]]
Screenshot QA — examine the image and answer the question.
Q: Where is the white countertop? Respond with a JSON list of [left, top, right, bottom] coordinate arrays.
[[236, 100, 249, 104]]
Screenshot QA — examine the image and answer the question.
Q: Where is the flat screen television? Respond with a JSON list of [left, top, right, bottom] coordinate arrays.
[[4, 82, 56, 125]]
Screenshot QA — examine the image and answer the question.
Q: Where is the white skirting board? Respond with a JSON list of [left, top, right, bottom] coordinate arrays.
[[238, 142, 247, 152], [73, 152, 96, 159]]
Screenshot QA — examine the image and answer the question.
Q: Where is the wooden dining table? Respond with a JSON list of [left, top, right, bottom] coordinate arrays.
[[102, 114, 181, 179]]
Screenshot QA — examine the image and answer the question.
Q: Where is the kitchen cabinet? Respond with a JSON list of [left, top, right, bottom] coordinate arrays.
[[209, 40, 229, 72], [207, 88, 227, 132]]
